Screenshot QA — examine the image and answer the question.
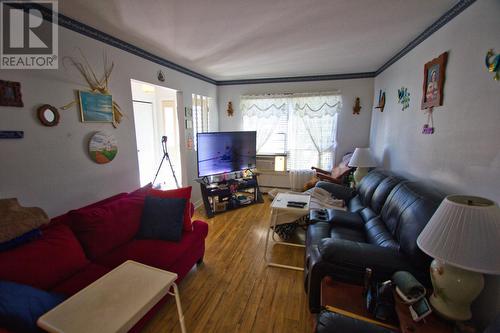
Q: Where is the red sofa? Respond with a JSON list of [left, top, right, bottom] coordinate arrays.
[[0, 188, 209, 333]]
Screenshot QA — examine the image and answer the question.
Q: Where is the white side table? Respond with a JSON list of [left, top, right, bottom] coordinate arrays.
[[264, 192, 311, 271], [38, 260, 186, 333]]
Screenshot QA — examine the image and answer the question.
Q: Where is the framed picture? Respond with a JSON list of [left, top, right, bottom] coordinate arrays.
[[79, 91, 114, 123], [0, 80, 23, 107], [184, 106, 192, 118], [186, 132, 193, 150], [421, 52, 448, 109], [185, 119, 193, 129]]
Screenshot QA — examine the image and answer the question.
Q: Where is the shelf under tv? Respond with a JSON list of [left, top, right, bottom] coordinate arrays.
[[197, 174, 264, 218]]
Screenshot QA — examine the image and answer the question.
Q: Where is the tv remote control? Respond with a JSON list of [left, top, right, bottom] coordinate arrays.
[[287, 202, 307, 208], [288, 201, 307, 206]]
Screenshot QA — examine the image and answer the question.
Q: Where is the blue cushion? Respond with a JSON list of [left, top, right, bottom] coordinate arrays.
[[0, 229, 42, 252], [0, 281, 66, 332], [137, 196, 186, 242]]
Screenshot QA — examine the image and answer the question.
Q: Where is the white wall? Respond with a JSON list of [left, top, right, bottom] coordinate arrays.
[[370, 0, 500, 328], [0, 24, 216, 217], [217, 78, 374, 164]]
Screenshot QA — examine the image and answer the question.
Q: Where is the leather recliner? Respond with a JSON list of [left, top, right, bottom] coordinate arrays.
[[304, 170, 444, 312]]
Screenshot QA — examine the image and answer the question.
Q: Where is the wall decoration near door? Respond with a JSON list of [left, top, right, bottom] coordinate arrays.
[[227, 101, 234, 117], [37, 104, 60, 127], [421, 52, 448, 109], [352, 97, 361, 114], [352, 97, 361, 115], [79, 91, 114, 123], [422, 108, 435, 135], [88, 131, 118, 164], [397, 87, 410, 111], [0, 80, 23, 107], [374, 90, 385, 112], [485, 49, 499, 81], [186, 132, 194, 150], [184, 106, 192, 118], [63, 51, 123, 127], [0, 131, 24, 139], [157, 70, 166, 82]]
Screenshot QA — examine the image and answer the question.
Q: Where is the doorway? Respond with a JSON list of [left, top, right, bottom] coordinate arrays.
[[131, 80, 182, 189]]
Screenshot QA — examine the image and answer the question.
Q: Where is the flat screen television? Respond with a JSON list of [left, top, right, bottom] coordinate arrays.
[[197, 131, 257, 177]]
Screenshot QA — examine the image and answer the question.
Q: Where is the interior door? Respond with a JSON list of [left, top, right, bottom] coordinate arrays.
[[133, 101, 156, 186]]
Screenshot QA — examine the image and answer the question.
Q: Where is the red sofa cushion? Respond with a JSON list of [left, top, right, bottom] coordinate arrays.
[[51, 263, 111, 296], [68, 196, 144, 259], [128, 183, 152, 198], [148, 187, 193, 231], [95, 220, 208, 271], [50, 193, 128, 226], [0, 224, 88, 290]]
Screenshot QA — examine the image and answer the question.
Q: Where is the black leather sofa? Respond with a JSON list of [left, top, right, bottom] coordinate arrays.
[[304, 169, 444, 312]]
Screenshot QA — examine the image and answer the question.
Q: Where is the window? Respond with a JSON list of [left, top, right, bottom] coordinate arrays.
[[258, 117, 287, 155], [242, 93, 341, 170], [192, 94, 210, 150]]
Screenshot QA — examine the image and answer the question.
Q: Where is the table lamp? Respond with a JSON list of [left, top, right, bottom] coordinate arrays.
[[417, 195, 500, 321], [348, 148, 376, 184]]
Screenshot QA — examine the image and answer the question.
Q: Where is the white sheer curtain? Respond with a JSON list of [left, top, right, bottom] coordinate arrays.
[[288, 94, 341, 170], [241, 92, 341, 191], [240, 96, 288, 153]]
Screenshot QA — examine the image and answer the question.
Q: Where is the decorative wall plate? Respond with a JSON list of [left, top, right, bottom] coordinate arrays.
[[88, 131, 118, 164]]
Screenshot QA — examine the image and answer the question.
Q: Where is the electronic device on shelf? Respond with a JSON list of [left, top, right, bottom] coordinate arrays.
[[409, 297, 432, 322], [196, 131, 262, 218], [196, 131, 257, 178]]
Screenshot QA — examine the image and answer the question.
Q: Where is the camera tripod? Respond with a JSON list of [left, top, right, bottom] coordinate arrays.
[[152, 136, 179, 188]]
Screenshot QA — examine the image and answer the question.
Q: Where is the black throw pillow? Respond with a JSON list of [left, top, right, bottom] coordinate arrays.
[[137, 196, 186, 242]]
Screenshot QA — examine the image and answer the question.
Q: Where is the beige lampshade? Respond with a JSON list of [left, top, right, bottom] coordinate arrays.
[[348, 148, 376, 168], [417, 195, 500, 275]]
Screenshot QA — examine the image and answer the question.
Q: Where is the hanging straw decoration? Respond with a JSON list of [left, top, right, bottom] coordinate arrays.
[[61, 50, 123, 128]]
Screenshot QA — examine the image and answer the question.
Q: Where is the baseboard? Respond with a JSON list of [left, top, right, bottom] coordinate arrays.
[[259, 186, 292, 193], [193, 199, 203, 209]]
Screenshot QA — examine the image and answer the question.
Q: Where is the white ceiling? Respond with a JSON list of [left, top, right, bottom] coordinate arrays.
[[58, 0, 458, 81]]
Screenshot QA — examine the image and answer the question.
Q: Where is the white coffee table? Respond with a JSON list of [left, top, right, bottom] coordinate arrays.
[[264, 192, 310, 271], [37, 260, 186, 333]]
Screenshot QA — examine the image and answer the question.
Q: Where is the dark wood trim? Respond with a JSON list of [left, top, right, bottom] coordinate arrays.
[[5, 1, 476, 85], [217, 72, 376, 86], [376, 0, 476, 76]]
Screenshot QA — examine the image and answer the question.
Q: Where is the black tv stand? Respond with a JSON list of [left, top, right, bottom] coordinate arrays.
[[197, 174, 263, 218]]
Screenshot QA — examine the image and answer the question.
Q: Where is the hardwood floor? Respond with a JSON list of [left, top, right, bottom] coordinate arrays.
[[142, 195, 314, 333]]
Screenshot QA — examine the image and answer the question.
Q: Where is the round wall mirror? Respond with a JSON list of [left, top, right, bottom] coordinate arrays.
[[37, 104, 60, 127]]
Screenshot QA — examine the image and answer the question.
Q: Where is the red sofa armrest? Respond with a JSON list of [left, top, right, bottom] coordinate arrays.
[[191, 220, 209, 238]]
